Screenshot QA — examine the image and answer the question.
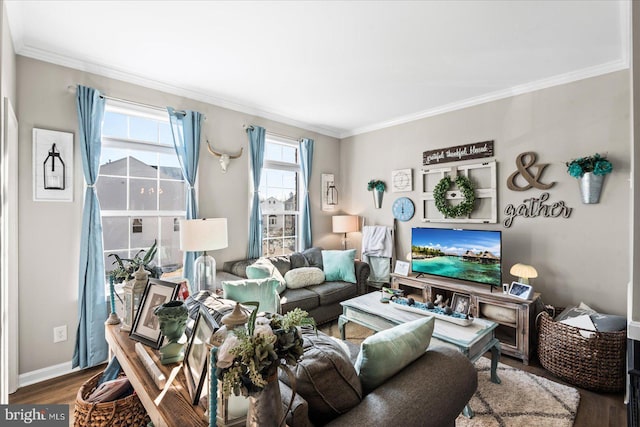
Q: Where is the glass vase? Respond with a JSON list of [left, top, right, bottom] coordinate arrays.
[[246, 376, 284, 427]]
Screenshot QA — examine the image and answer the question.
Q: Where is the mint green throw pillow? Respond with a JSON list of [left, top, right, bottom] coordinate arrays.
[[321, 249, 356, 283], [246, 258, 287, 294], [221, 278, 281, 314], [355, 316, 434, 393]]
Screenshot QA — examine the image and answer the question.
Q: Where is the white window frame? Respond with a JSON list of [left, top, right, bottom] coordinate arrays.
[[260, 135, 302, 256], [99, 101, 187, 282]]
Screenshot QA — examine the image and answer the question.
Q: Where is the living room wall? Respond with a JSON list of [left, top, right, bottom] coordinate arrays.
[[340, 70, 630, 316], [15, 57, 341, 375]]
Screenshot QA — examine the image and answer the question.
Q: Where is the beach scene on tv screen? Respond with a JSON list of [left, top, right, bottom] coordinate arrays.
[[412, 228, 501, 286]]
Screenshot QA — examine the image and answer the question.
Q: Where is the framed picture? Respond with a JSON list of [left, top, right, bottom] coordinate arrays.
[[184, 307, 215, 405], [321, 173, 337, 211], [394, 260, 410, 276], [391, 168, 412, 192], [33, 128, 74, 202], [451, 293, 471, 315], [130, 278, 180, 349], [508, 281, 533, 300]]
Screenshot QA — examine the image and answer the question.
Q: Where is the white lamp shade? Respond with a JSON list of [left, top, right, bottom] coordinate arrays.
[[332, 215, 359, 233], [509, 263, 538, 279], [180, 218, 228, 251]]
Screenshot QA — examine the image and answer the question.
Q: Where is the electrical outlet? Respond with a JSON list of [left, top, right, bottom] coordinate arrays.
[[53, 325, 67, 343]]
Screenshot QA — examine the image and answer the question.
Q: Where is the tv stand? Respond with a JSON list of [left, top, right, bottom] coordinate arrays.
[[391, 273, 541, 365]]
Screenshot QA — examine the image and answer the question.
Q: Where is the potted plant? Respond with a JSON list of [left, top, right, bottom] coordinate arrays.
[[108, 240, 161, 282], [566, 153, 613, 204], [367, 180, 386, 209]]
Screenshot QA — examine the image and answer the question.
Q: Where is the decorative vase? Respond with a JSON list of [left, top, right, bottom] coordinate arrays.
[[579, 172, 605, 204], [372, 189, 384, 209], [246, 375, 284, 427]]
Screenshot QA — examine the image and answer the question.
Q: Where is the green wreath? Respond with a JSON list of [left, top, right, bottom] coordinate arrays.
[[433, 175, 476, 218]]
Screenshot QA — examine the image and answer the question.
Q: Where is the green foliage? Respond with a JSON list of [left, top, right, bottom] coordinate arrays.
[[433, 175, 476, 218], [108, 240, 160, 281], [367, 179, 386, 192], [411, 245, 445, 257]]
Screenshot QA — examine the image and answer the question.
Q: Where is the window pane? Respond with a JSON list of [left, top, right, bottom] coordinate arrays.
[[130, 116, 158, 143], [159, 216, 183, 270], [102, 111, 128, 139], [130, 217, 158, 251], [159, 180, 186, 211], [97, 177, 127, 210], [158, 153, 183, 180], [130, 179, 158, 210], [159, 122, 173, 146], [100, 149, 127, 176], [264, 141, 297, 164], [281, 145, 297, 163], [283, 237, 296, 255], [284, 214, 297, 237], [102, 217, 129, 251], [129, 153, 158, 178]]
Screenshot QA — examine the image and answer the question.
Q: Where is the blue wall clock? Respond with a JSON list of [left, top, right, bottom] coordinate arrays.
[[392, 197, 415, 221]]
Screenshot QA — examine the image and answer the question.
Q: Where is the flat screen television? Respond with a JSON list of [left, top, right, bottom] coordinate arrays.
[[411, 227, 502, 288]]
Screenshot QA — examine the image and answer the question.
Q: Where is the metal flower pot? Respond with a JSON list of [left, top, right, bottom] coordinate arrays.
[[579, 172, 605, 204], [372, 189, 384, 209]]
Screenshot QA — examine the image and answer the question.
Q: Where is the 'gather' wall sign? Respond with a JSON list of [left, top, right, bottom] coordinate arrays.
[[503, 192, 572, 228]]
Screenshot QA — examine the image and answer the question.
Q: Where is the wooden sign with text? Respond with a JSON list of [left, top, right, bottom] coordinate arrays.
[[423, 140, 494, 166]]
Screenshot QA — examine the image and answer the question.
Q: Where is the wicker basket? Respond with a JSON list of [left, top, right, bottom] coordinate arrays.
[[74, 372, 149, 427], [537, 310, 626, 392]]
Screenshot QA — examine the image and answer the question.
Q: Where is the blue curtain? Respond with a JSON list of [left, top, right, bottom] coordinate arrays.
[[247, 126, 266, 259], [167, 108, 204, 290], [73, 85, 107, 369], [299, 138, 314, 250]]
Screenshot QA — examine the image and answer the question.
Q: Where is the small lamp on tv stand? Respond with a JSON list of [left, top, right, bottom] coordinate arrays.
[[180, 218, 228, 294], [332, 215, 360, 250], [510, 263, 538, 285]]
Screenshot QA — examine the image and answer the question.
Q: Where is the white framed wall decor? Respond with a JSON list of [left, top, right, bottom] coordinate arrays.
[[321, 173, 337, 211], [33, 128, 74, 202], [391, 168, 412, 192]]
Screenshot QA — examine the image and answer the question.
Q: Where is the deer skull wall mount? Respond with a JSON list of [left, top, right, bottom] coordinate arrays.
[[206, 140, 243, 173]]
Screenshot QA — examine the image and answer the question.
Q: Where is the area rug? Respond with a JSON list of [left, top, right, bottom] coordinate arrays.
[[456, 357, 580, 427]]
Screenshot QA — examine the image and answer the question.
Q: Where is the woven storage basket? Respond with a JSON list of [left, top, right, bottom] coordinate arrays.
[[537, 310, 626, 392], [74, 372, 149, 427]]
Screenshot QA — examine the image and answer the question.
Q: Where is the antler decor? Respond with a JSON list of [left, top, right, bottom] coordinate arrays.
[[206, 140, 243, 173]]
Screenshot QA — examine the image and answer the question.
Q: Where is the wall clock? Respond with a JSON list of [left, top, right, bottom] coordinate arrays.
[[392, 197, 415, 222], [391, 168, 412, 192]]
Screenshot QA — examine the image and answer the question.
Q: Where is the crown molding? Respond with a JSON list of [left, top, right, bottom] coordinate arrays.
[[340, 59, 629, 139], [16, 45, 344, 139]]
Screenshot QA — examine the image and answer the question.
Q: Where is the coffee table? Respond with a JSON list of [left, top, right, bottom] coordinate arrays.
[[339, 292, 501, 418]]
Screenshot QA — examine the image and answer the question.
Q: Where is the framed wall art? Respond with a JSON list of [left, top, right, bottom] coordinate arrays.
[[321, 173, 337, 211], [130, 278, 180, 349], [184, 307, 216, 405], [33, 128, 74, 202], [391, 169, 412, 192]]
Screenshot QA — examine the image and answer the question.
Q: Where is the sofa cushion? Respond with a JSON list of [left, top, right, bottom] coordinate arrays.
[[355, 316, 434, 394], [264, 255, 292, 277], [226, 259, 254, 278], [221, 278, 280, 314], [280, 329, 362, 425], [307, 281, 358, 306], [284, 267, 325, 289], [246, 258, 287, 294], [322, 250, 356, 284], [280, 287, 320, 313], [301, 247, 323, 269], [289, 252, 309, 269]]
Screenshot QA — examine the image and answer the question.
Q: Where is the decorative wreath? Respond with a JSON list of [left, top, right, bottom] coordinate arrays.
[[433, 175, 476, 218]]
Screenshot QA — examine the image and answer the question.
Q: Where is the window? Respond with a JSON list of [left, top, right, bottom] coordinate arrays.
[[259, 137, 300, 257], [97, 101, 186, 281]]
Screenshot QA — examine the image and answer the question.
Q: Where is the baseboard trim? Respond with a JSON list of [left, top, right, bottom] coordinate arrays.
[[18, 361, 78, 388]]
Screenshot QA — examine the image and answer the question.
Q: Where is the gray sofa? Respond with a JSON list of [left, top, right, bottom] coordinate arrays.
[[280, 329, 478, 427], [221, 247, 370, 325]]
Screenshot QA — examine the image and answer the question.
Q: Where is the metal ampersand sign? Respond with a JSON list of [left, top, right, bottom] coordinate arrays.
[[507, 152, 555, 191]]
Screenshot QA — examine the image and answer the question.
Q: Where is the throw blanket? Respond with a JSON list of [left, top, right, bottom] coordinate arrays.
[[362, 226, 393, 258]]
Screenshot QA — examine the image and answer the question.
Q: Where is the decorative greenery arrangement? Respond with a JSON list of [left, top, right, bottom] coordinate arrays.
[[433, 175, 476, 218], [367, 180, 386, 192], [108, 240, 161, 281], [216, 308, 315, 397], [566, 153, 613, 178]]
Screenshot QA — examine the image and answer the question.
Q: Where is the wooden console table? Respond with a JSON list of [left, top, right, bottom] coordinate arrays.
[[391, 274, 541, 364], [105, 324, 207, 427]]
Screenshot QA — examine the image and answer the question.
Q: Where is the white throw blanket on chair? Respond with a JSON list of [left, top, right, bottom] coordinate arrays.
[[362, 226, 393, 283]]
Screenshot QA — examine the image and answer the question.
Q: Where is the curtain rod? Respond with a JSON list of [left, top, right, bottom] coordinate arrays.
[[67, 85, 206, 120], [243, 124, 301, 142]]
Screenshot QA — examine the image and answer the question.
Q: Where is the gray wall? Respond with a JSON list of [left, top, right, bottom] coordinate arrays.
[[16, 57, 341, 373], [341, 70, 630, 316]]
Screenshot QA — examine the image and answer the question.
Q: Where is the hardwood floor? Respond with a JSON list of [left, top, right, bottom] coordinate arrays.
[[9, 322, 627, 427]]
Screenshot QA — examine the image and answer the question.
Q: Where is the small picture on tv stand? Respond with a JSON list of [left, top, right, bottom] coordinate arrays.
[[411, 227, 502, 288]]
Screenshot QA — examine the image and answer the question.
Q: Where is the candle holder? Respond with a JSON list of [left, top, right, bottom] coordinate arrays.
[[105, 274, 121, 325]]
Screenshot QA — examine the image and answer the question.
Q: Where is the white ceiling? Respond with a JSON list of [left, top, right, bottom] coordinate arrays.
[[5, 1, 629, 138]]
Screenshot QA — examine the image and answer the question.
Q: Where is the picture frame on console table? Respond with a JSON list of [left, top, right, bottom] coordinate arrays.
[[508, 281, 533, 300], [394, 260, 410, 276], [451, 293, 471, 315], [130, 279, 181, 349], [184, 307, 215, 405]]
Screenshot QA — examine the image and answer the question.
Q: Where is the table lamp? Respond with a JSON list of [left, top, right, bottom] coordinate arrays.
[[180, 218, 228, 293], [510, 263, 538, 284], [332, 215, 359, 250]]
